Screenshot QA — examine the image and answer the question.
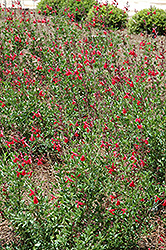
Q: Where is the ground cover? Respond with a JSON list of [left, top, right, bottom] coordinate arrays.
[[0, 3, 166, 250]]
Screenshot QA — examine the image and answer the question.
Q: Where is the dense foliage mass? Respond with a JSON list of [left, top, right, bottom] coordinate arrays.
[[37, 0, 66, 15], [128, 7, 166, 36], [37, 0, 97, 18], [64, 0, 97, 21], [87, 2, 128, 29], [0, 2, 165, 250]]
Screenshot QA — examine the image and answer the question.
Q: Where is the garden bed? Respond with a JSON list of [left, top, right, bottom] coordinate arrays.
[[0, 5, 166, 250]]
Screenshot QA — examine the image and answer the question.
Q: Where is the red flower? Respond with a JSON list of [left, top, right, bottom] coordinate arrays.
[[27, 171, 33, 178], [22, 170, 26, 176], [75, 200, 85, 208], [80, 155, 85, 161], [137, 124, 143, 129], [137, 100, 141, 106], [39, 90, 45, 97], [108, 168, 114, 174], [123, 155, 127, 160], [16, 171, 21, 177], [0, 130, 3, 137], [33, 196, 38, 204], [72, 99, 76, 105], [122, 108, 127, 114], [129, 82, 134, 87], [116, 200, 120, 206], [51, 194, 57, 200], [64, 137, 69, 143], [37, 157, 43, 165], [104, 62, 108, 69], [129, 180, 135, 187], [140, 160, 145, 167], [158, 237, 164, 243], [109, 209, 116, 215], [29, 189, 35, 196], [110, 195, 115, 201], [65, 176, 74, 183], [162, 200, 166, 206], [135, 118, 141, 123], [29, 134, 35, 141], [13, 155, 20, 163], [121, 208, 127, 214]]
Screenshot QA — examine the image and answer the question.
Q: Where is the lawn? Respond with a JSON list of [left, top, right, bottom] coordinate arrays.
[[0, 3, 166, 250]]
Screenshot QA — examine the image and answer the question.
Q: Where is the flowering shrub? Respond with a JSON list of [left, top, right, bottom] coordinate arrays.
[[87, 2, 128, 29], [0, 2, 165, 249], [37, 0, 97, 18], [65, 0, 97, 21], [37, 0, 66, 15], [128, 7, 166, 35]]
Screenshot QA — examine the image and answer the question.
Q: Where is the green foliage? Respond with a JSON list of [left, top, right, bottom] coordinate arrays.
[[66, 0, 97, 21], [37, 0, 97, 18], [87, 3, 128, 29], [128, 7, 166, 35], [37, 0, 66, 15], [147, 112, 166, 183]]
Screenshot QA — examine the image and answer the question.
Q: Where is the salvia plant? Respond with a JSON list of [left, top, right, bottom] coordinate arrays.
[[87, 1, 128, 30], [0, 1, 165, 249], [128, 6, 166, 36]]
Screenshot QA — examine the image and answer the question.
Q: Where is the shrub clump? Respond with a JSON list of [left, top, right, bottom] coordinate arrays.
[[37, 0, 97, 18], [66, 0, 98, 21], [128, 7, 166, 35], [37, 0, 66, 15], [87, 3, 128, 29]]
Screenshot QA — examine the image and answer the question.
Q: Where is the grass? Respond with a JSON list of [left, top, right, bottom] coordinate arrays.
[[0, 3, 166, 250]]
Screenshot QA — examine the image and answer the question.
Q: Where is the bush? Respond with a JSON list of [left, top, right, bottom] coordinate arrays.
[[128, 7, 166, 35], [66, 0, 97, 22], [87, 3, 128, 29], [37, 0, 97, 18], [37, 0, 66, 15]]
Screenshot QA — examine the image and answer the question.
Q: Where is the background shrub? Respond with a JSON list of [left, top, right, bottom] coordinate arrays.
[[66, 0, 97, 21], [37, 0, 97, 18], [87, 3, 128, 29], [128, 7, 166, 35], [37, 0, 66, 15]]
